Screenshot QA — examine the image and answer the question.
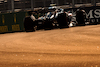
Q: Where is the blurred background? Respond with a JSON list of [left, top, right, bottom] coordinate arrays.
[[0, 0, 100, 13]]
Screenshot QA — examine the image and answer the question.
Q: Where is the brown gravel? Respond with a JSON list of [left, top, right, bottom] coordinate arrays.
[[0, 25, 100, 67]]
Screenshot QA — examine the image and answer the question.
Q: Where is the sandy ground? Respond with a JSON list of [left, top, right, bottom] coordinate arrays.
[[0, 25, 100, 67]]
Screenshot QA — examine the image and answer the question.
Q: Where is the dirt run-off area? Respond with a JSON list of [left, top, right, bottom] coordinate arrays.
[[0, 25, 100, 67]]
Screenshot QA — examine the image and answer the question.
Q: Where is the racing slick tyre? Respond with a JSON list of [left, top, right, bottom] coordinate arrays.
[[35, 20, 44, 30], [44, 19, 53, 30], [24, 17, 36, 32], [76, 10, 86, 26], [57, 13, 69, 29]]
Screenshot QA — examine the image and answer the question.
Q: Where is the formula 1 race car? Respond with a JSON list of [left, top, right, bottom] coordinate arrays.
[[37, 7, 69, 29], [24, 7, 69, 32]]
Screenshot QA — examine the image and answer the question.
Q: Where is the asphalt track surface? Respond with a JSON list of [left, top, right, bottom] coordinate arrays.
[[0, 25, 100, 67]]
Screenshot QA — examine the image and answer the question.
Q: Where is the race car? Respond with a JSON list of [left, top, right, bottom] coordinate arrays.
[[37, 7, 69, 29], [24, 7, 69, 32]]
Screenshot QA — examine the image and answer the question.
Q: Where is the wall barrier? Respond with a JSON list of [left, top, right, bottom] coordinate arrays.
[[0, 11, 41, 33], [0, 6, 100, 33], [65, 6, 100, 24]]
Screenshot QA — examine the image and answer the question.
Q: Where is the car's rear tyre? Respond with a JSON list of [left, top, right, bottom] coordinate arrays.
[[24, 17, 36, 32]]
